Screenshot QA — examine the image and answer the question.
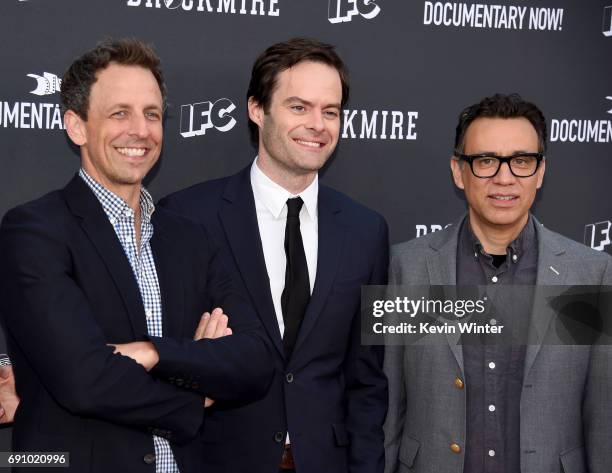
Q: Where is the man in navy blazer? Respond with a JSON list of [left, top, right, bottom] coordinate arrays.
[[0, 39, 272, 472], [160, 38, 388, 473]]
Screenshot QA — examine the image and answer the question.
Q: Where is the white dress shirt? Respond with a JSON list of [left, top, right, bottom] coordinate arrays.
[[250, 157, 318, 337]]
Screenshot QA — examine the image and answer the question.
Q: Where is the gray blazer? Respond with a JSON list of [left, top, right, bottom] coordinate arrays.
[[383, 215, 612, 473]]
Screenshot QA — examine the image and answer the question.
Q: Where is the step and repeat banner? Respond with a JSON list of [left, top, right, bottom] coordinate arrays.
[[0, 0, 611, 446]]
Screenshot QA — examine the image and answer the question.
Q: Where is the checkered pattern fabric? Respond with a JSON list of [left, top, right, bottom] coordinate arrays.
[[80, 169, 179, 473]]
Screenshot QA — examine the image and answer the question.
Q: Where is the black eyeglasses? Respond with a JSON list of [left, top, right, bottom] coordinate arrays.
[[454, 151, 544, 178]]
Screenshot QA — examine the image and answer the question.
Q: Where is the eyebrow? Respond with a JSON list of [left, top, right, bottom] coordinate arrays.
[[110, 103, 163, 111], [465, 149, 537, 156], [282, 96, 341, 110]]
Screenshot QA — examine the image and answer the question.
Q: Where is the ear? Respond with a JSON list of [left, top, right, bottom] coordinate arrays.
[[536, 158, 546, 189], [64, 110, 87, 147], [247, 97, 264, 129], [450, 156, 465, 190]]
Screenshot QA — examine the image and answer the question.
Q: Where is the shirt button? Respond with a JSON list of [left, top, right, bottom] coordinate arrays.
[[491, 276, 498, 283], [143, 453, 156, 464], [489, 449, 496, 457], [146, 310, 153, 320], [454, 377, 464, 389], [125, 235, 132, 243], [488, 362, 496, 370], [488, 404, 496, 412], [512, 254, 518, 262], [286, 373, 294, 383], [450, 443, 461, 454], [109, 217, 117, 224], [124, 209, 133, 217]]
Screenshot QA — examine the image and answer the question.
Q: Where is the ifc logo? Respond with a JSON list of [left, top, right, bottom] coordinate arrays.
[[179, 98, 237, 138], [328, 0, 380, 24], [585, 221, 611, 252], [604, 6, 612, 37]]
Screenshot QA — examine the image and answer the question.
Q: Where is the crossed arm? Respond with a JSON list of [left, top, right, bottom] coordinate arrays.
[[0, 309, 235, 423], [112, 307, 234, 407]]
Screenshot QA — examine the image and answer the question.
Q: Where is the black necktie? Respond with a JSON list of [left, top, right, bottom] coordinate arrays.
[[281, 197, 310, 358]]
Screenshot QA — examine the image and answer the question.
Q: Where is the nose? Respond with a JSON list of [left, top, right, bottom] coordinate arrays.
[[492, 161, 516, 184], [128, 114, 150, 139], [306, 110, 325, 133]]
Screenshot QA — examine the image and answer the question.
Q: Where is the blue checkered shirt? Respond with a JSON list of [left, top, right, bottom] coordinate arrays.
[[80, 169, 179, 473]]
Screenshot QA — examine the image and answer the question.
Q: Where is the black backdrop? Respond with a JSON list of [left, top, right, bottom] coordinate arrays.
[[1, 0, 611, 452]]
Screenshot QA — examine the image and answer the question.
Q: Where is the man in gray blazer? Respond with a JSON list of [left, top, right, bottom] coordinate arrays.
[[383, 93, 612, 473]]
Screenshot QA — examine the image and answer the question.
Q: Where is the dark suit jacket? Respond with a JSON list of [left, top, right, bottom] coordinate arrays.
[[159, 165, 389, 473], [0, 175, 273, 473]]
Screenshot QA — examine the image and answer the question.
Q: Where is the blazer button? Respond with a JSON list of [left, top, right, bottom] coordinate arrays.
[[274, 431, 285, 443], [454, 377, 464, 389], [286, 373, 294, 383], [450, 443, 461, 454], [143, 453, 156, 464]]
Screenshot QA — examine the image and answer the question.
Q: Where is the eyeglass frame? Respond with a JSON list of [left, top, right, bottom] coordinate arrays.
[[453, 150, 545, 178]]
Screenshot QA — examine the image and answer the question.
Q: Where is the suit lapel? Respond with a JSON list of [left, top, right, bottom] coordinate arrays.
[[524, 221, 568, 381], [427, 220, 463, 372], [150, 211, 185, 338], [426, 236, 457, 286], [62, 176, 148, 338], [219, 168, 284, 359], [292, 187, 346, 358]]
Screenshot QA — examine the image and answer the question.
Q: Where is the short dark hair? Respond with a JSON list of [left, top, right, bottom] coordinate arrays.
[[61, 38, 166, 120], [454, 93, 547, 154], [246, 37, 350, 144]]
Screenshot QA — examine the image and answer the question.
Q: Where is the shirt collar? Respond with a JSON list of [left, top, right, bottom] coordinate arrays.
[[466, 213, 535, 260], [250, 156, 318, 221], [79, 168, 155, 224]]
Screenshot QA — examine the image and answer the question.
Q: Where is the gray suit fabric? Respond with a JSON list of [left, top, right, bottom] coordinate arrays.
[[383, 215, 612, 473]]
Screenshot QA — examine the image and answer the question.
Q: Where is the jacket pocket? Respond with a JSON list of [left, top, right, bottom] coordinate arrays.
[[399, 435, 420, 468], [332, 423, 349, 447], [560, 445, 586, 473]]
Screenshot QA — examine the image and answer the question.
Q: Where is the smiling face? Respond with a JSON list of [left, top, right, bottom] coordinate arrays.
[[64, 63, 163, 200], [248, 60, 342, 190], [450, 116, 545, 235]]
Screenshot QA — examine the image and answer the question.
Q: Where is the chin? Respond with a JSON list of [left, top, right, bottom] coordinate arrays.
[[115, 174, 146, 186], [484, 212, 527, 228], [298, 157, 330, 172]]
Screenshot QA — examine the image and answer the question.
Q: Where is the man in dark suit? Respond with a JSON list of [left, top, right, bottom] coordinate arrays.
[[0, 38, 272, 472], [160, 38, 388, 473]]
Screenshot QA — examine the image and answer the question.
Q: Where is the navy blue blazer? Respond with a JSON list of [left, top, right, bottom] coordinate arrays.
[[160, 165, 388, 473], [0, 175, 273, 473]]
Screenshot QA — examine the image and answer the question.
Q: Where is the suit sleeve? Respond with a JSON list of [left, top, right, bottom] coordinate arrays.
[[0, 206, 204, 444], [382, 249, 407, 473], [149, 223, 274, 403], [343, 215, 389, 473], [585, 255, 612, 473]]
